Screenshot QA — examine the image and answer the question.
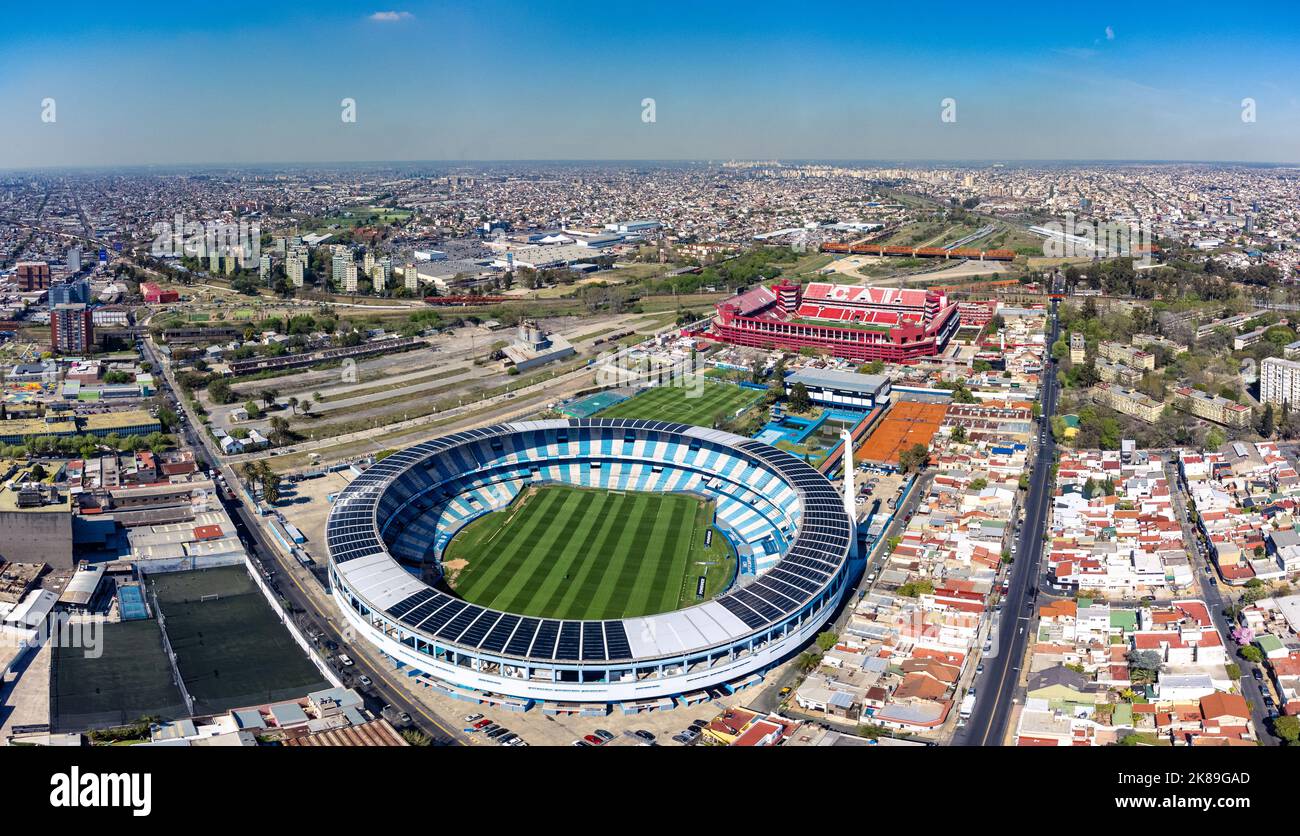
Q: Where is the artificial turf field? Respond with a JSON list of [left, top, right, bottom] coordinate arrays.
[[53, 620, 188, 732], [595, 379, 761, 427], [150, 566, 329, 714], [443, 485, 737, 620]]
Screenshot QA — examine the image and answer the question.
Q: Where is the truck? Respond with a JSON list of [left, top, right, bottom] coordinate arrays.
[[959, 692, 976, 720]]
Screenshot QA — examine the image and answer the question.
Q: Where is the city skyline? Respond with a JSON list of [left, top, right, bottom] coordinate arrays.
[[2, 0, 1298, 169]]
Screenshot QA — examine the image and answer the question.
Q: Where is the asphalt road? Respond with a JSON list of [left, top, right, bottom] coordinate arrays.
[[958, 298, 1060, 746]]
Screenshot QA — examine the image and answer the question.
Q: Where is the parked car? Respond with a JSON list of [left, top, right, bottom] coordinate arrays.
[[337, 654, 354, 667], [634, 729, 656, 742], [1252, 668, 1264, 681], [498, 733, 519, 745], [486, 727, 510, 740], [593, 729, 614, 742], [464, 713, 484, 723], [583, 734, 604, 746], [357, 674, 373, 688], [473, 718, 493, 730], [571, 739, 591, 746]]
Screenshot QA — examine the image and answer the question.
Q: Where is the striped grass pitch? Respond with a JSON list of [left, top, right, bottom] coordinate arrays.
[[594, 380, 761, 427], [444, 485, 736, 620]]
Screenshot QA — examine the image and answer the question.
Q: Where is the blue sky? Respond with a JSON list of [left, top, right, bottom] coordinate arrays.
[[2, 1, 1298, 167]]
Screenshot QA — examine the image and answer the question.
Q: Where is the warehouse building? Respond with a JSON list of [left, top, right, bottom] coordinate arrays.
[[786, 368, 891, 411]]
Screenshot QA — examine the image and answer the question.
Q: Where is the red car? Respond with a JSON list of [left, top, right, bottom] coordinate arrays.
[[473, 718, 492, 730], [583, 734, 604, 746]]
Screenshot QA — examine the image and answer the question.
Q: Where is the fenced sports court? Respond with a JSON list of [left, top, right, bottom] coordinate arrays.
[[148, 566, 330, 716]]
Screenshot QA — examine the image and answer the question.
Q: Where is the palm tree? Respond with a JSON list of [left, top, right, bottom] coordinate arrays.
[[288, 396, 299, 415]]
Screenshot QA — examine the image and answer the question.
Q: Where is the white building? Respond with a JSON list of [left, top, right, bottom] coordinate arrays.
[[1260, 356, 1300, 406]]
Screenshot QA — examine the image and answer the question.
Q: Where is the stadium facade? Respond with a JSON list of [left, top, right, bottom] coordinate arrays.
[[325, 419, 854, 704], [708, 280, 960, 362]]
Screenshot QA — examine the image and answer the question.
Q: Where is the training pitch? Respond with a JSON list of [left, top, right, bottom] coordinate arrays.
[[595, 380, 761, 427], [150, 566, 329, 714], [443, 485, 736, 621]]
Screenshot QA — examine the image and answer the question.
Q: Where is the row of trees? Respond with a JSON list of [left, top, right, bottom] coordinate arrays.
[[238, 459, 282, 505]]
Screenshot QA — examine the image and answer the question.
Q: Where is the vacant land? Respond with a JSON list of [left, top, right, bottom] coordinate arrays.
[[444, 485, 735, 620]]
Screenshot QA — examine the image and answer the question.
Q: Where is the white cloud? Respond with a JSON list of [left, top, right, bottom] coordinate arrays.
[[369, 10, 414, 22], [1105, 26, 1115, 40]]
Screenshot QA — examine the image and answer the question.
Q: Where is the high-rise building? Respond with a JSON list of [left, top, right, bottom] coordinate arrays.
[[332, 250, 351, 289], [49, 276, 90, 307], [343, 262, 359, 293], [51, 303, 94, 354], [374, 257, 391, 292], [403, 263, 420, 292], [67, 247, 82, 273], [287, 256, 305, 288], [1260, 357, 1300, 407], [259, 254, 272, 281], [15, 261, 51, 292]]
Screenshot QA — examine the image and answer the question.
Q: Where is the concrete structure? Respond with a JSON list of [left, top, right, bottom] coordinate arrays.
[[1069, 333, 1086, 364], [1097, 340, 1155, 371], [50, 303, 94, 354], [786, 368, 891, 411], [1090, 383, 1164, 423], [15, 261, 50, 292], [1095, 359, 1143, 387], [502, 321, 576, 372], [0, 482, 74, 568], [1260, 357, 1300, 408], [711, 281, 959, 363], [326, 419, 853, 704], [1170, 386, 1252, 429]]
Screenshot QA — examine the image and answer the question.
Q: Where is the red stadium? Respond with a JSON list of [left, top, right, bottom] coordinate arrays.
[[707, 280, 961, 362]]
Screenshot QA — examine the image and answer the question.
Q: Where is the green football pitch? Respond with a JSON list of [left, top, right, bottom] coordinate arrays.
[[595, 380, 761, 427], [443, 485, 736, 620]]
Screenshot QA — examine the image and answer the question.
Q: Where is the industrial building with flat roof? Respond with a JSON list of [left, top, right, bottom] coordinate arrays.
[[785, 368, 891, 411]]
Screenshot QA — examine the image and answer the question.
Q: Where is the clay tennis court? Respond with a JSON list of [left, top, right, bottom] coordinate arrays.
[[856, 401, 949, 465]]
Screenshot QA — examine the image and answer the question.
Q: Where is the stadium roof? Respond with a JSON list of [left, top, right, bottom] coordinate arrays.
[[787, 368, 889, 395], [326, 419, 852, 666]]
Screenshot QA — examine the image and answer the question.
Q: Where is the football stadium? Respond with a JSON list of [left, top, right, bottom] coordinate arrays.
[[709, 280, 960, 362], [325, 419, 855, 705]]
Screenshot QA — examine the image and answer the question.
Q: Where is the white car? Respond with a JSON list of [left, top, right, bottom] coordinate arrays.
[[338, 654, 355, 667]]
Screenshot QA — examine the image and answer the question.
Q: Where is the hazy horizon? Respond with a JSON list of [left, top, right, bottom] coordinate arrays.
[[3, 0, 1298, 169]]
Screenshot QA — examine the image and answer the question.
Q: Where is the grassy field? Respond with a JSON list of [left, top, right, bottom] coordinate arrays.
[[150, 566, 329, 714], [595, 380, 762, 427], [444, 485, 736, 620]]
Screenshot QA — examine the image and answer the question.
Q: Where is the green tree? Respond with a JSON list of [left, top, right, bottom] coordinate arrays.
[[897, 443, 930, 474], [787, 382, 812, 413], [1274, 715, 1300, 745], [207, 377, 235, 404]]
